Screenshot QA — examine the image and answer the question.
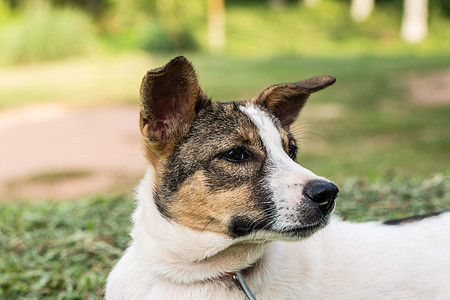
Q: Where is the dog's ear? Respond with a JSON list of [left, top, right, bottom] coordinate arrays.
[[252, 76, 336, 128], [139, 56, 210, 148]]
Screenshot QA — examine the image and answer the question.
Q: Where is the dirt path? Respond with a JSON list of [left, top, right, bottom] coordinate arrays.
[[407, 70, 450, 105], [0, 104, 147, 201]]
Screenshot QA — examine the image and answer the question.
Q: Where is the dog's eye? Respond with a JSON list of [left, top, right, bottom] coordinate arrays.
[[221, 147, 252, 163], [288, 144, 297, 161]]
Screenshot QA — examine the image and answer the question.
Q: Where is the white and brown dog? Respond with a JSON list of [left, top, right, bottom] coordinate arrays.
[[106, 56, 450, 299]]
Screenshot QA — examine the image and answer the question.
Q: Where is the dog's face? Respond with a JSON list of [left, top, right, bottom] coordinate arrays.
[[139, 57, 338, 241]]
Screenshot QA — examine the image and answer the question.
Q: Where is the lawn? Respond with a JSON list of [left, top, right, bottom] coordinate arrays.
[[1, 52, 450, 299]]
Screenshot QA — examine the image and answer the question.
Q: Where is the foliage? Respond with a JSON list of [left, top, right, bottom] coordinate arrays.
[[2, 0, 450, 63], [135, 20, 198, 53], [225, 0, 450, 56], [0, 1, 98, 65], [0, 176, 448, 298], [100, 0, 205, 53]]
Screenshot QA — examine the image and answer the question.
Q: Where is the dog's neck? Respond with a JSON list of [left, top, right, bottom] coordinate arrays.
[[131, 168, 273, 285]]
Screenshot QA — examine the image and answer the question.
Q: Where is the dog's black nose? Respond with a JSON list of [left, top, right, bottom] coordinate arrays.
[[303, 181, 339, 215]]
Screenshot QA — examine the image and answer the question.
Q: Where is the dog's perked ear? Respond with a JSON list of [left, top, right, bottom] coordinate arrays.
[[139, 56, 211, 149], [252, 76, 336, 128]]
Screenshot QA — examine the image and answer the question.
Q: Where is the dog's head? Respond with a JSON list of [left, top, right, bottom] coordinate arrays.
[[139, 56, 338, 242]]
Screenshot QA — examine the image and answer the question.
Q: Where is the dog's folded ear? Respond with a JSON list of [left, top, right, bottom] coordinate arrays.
[[139, 56, 210, 147], [252, 76, 336, 128]]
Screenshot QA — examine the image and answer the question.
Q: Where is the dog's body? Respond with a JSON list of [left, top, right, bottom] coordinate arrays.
[[106, 57, 450, 299]]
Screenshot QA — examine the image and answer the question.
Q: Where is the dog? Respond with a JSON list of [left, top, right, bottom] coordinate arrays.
[[106, 56, 450, 299]]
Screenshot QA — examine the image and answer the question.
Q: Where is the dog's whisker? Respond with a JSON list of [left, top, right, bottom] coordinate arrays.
[[293, 133, 328, 143]]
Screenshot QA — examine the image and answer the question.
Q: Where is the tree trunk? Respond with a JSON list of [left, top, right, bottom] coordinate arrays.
[[400, 0, 428, 43], [304, 0, 321, 8], [208, 0, 226, 53], [269, 0, 287, 7], [350, 0, 374, 22]]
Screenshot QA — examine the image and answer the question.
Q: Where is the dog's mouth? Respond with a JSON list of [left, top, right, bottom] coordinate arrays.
[[269, 202, 335, 239], [269, 212, 332, 240], [229, 204, 334, 240], [238, 218, 330, 242], [278, 221, 326, 238]]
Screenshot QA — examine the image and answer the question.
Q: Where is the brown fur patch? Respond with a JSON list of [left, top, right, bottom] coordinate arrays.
[[172, 170, 265, 235], [148, 102, 275, 235]]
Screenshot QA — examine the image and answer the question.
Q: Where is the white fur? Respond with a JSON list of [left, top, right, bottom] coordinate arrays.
[[240, 104, 328, 230], [106, 167, 450, 299]]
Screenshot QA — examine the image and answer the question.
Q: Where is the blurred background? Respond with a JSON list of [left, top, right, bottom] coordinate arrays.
[[0, 0, 449, 298], [0, 0, 449, 201]]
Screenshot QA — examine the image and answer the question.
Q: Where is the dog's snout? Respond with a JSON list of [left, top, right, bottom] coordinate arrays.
[[303, 181, 339, 215]]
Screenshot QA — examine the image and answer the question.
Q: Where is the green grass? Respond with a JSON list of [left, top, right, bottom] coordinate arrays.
[[0, 176, 448, 298], [336, 175, 449, 222], [0, 196, 132, 299]]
